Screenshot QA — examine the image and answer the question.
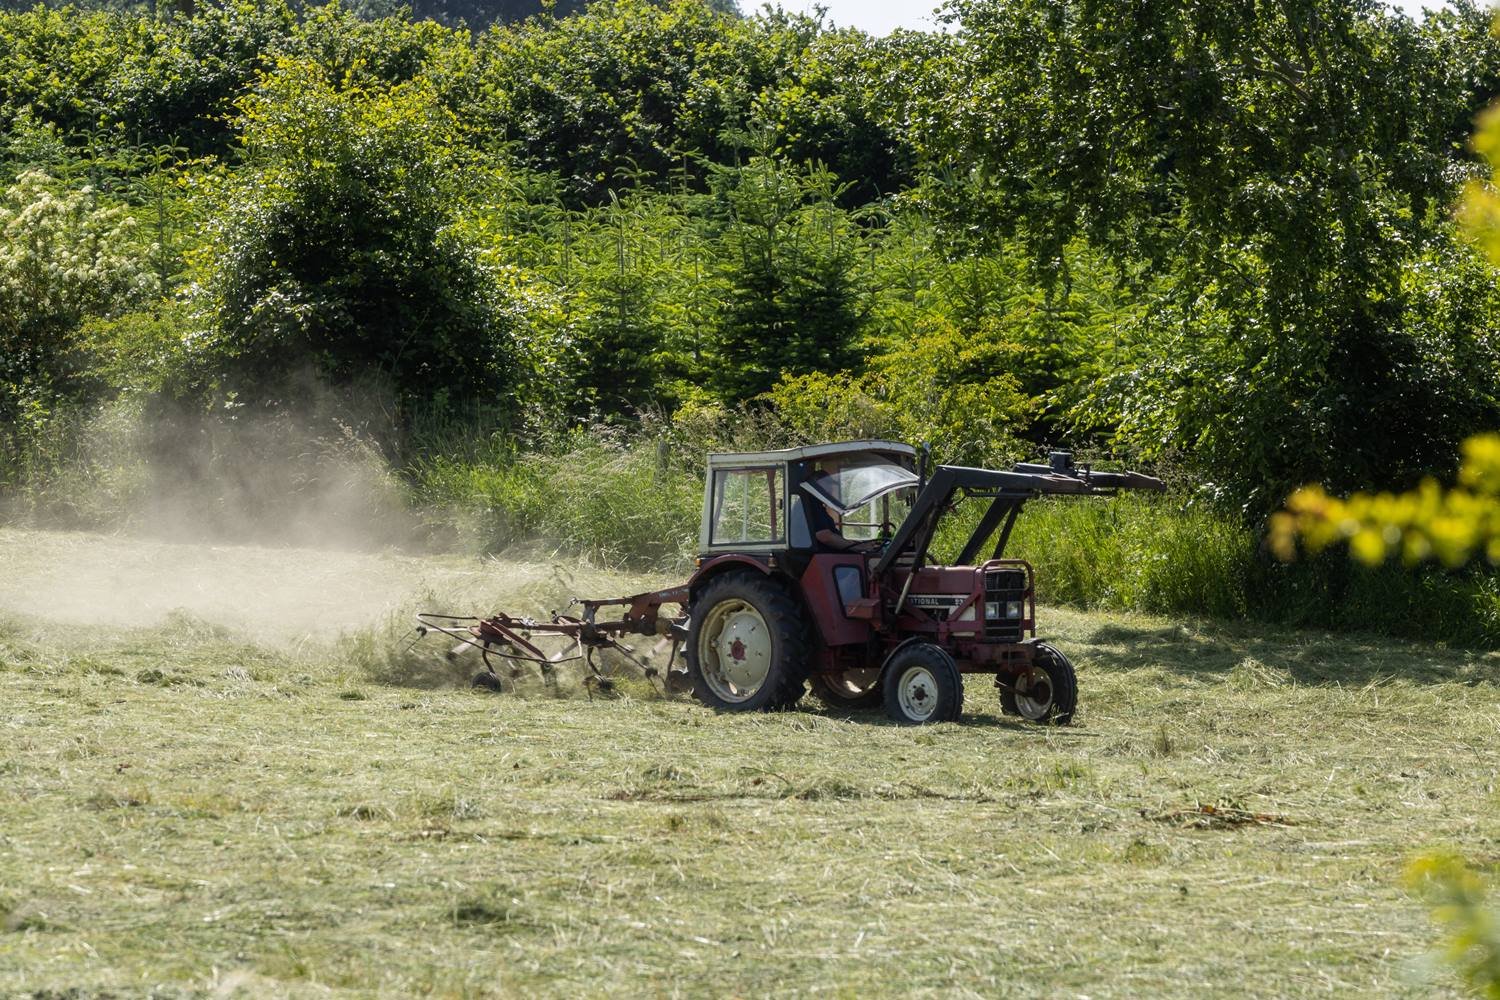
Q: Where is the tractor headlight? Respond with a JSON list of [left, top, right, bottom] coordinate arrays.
[[985, 602, 1000, 619], [1007, 601, 1023, 619]]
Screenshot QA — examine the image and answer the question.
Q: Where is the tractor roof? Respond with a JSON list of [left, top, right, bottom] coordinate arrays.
[[706, 440, 916, 467]]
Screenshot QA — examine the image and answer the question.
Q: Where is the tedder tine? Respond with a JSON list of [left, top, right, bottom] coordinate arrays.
[[583, 648, 612, 701], [414, 585, 690, 701]]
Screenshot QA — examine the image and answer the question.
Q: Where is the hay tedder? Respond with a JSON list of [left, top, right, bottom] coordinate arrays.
[[416, 442, 1163, 725]]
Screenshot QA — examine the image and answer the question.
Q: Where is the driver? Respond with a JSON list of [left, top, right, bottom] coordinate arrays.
[[812, 502, 878, 553]]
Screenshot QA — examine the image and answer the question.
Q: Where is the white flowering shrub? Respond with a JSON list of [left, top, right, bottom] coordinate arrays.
[[0, 170, 157, 399], [0, 170, 158, 481]]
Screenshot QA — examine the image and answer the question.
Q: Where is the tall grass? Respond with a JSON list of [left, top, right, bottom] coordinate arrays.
[[1251, 550, 1500, 648], [1003, 495, 1500, 647], [409, 435, 703, 567], [7, 397, 1497, 648], [1008, 495, 1252, 620]]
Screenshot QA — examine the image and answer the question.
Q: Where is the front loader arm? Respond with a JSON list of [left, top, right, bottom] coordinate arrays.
[[872, 460, 1166, 577]]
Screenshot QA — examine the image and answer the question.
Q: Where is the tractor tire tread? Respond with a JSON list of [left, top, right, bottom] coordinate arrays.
[[1018, 642, 1076, 726], [687, 572, 811, 712], [881, 642, 963, 725], [810, 672, 883, 711]]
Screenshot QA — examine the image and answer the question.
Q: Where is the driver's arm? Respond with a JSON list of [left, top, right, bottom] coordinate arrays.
[[815, 528, 860, 551]]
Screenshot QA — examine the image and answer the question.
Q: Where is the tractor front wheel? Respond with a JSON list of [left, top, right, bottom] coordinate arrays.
[[1000, 643, 1077, 725], [811, 668, 882, 711], [686, 572, 811, 712], [881, 643, 963, 725]]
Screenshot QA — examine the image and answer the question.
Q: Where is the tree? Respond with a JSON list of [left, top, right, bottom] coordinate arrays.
[[467, 1, 887, 206], [1272, 87, 1500, 569], [934, 0, 1500, 509], [342, 0, 590, 25], [0, 171, 156, 423], [468, 0, 756, 201], [764, 317, 1034, 468], [190, 61, 526, 412], [395, 0, 738, 29], [708, 154, 866, 401], [751, 21, 934, 205], [567, 192, 668, 420], [0, 3, 298, 155]]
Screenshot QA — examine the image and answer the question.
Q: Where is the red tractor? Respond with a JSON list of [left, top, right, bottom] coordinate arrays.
[[419, 441, 1163, 725]]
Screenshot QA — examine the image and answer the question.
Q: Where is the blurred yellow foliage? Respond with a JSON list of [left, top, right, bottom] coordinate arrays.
[[1405, 852, 1500, 998], [1462, 103, 1500, 266], [1269, 435, 1500, 567]]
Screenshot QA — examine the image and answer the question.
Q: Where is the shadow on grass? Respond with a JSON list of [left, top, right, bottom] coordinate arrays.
[[806, 701, 1093, 734], [356, 608, 1500, 703], [1077, 618, 1500, 686]]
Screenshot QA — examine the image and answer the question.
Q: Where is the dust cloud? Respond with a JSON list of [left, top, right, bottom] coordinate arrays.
[[79, 373, 427, 552], [0, 376, 484, 641], [0, 527, 668, 649], [0, 527, 477, 642], [0, 379, 673, 646]]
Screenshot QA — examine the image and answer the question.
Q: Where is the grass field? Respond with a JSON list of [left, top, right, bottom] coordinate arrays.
[[1, 528, 1497, 998]]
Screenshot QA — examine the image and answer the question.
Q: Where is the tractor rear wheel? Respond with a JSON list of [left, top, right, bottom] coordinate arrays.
[[1000, 642, 1077, 725], [810, 668, 882, 710], [686, 572, 811, 712], [881, 643, 963, 725]]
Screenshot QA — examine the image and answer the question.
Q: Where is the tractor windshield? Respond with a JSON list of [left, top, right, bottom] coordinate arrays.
[[801, 453, 918, 515]]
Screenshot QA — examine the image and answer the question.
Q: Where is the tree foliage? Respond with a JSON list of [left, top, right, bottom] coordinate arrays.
[[0, 170, 155, 421], [935, 0, 1500, 507], [707, 155, 865, 400], [466, 0, 907, 203], [1271, 81, 1500, 570], [2, 0, 1500, 547], [189, 62, 524, 410], [765, 315, 1033, 468]]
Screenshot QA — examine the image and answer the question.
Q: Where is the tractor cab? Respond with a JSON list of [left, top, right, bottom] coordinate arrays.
[[698, 440, 918, 560]]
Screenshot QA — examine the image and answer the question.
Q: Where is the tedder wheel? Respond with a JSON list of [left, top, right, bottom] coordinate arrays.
[[1000, 642, 1078, 725], [810, 668, 882, 711], [881, 643, 963, 725], [686, 572, 811, 712], [471, 670, 507, 694]]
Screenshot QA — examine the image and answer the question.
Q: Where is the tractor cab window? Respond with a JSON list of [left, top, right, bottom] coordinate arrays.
[[839, 489, 916, 542], [802, 453, 918, 542], [788, 495, 813, 548], [710, 467, 785, 545]]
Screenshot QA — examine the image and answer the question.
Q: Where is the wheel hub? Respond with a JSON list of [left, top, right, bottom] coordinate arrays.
[[897, 666, 940, 722], [699, 599, 773, 701], [1015, 666, 1054, 720]]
